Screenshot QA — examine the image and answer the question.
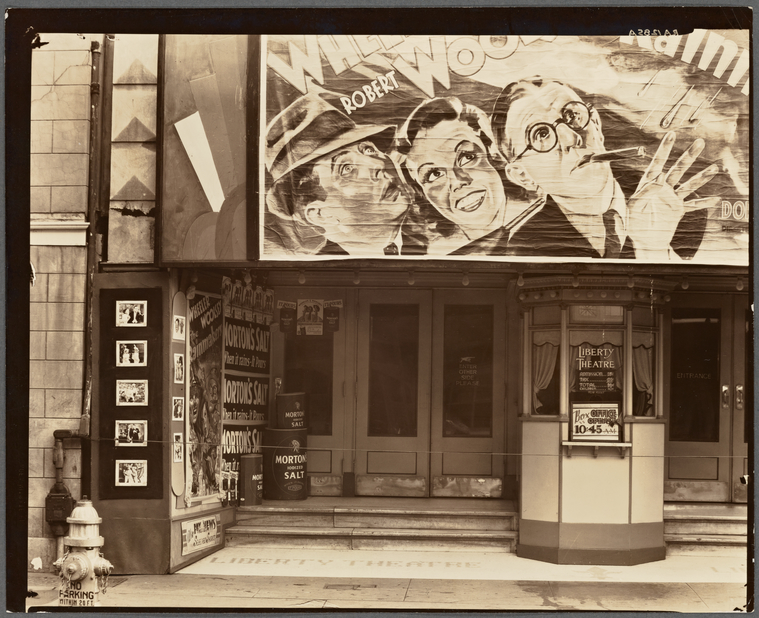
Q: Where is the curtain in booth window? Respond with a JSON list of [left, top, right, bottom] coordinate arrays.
[[632, 344, 655, 416], [569, 343, 623, 392], [532, 342, 558, 412]]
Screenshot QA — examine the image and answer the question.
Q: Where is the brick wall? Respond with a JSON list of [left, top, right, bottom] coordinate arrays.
[[29, 34, 101, 571]]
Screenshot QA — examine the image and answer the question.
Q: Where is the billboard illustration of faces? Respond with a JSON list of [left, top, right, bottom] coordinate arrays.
[[163, 32, 749, 264], [261, 32, 749, 263]]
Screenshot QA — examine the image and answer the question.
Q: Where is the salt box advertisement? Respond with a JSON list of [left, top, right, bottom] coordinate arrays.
[[260, 33, 749, 263]]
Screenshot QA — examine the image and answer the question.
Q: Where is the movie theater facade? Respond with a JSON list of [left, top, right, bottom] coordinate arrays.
[[29, 29, 750, 574]]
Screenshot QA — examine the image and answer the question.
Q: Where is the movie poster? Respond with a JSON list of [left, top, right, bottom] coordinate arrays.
[[261, 33, 749, 264], [187, 292, 224, 501]]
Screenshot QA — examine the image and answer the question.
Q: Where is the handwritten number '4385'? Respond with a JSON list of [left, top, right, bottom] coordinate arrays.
[[628, 29, 679, 36]]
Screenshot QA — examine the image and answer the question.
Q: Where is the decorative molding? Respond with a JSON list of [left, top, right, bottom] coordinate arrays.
[[30, 220, 89, 246]]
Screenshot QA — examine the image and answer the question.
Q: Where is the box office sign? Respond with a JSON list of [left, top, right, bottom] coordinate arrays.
[[181, 514, 221, 555], [224, 318, 270, 373], [570, 403, 622, 442], [577, 345, 619, 394]]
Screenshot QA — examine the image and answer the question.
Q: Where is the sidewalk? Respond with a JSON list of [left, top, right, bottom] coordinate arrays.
[[27, 547, 749, 612]]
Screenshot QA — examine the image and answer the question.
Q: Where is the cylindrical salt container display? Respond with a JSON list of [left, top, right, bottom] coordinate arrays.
[[240, 454, 263, 506], [275, 392, 307, 430], [263, 428, 308, 500]]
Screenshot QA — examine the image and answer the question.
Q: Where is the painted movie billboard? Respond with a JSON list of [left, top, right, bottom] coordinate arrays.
[[261, 33, 749, 263]]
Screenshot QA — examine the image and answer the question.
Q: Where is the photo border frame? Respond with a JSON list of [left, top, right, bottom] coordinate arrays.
[[116, 340, 148, 368], [115, 420, 149, 447], [116, 300, 148, 327], [116, 379, 149, 406]]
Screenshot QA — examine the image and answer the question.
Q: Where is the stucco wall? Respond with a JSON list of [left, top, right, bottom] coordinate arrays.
[[28, 33, 100, 571]]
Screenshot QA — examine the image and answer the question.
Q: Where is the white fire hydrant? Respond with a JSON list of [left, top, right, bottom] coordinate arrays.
[[53, 499, 113, 607]]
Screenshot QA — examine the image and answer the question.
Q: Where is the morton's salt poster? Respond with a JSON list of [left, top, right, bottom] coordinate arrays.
[[260, 33, 749, 263]]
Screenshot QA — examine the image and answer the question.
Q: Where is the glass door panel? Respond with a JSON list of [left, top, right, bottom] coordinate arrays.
[[367, 304, 419, 437], [669, 309, 721, 443], [284, 334, 334, 436], [442, 305, 494, 437]]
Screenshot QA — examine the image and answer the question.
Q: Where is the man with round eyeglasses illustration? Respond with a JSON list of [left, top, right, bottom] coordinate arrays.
[[491, 78, 722, 260]]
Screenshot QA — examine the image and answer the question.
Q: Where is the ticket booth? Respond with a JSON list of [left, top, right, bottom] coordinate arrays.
[[516, 275, 668, 565]]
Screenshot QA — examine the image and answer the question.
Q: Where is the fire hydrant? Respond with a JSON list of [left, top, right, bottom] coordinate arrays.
[[53, 499, 113, 607]]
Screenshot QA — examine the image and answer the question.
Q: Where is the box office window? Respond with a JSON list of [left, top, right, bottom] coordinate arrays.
[[569, 330, 624, 407], [284, 334, 333, 435], [529, 305, 657, 418], [632, 331, 656, 417], [532, 331, 560, 415], [569, 305, 625, 324], [533, 305, 561, 326]]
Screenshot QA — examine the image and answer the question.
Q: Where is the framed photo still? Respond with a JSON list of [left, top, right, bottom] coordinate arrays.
[[116, 341, 147, 367], [115, 460, 148, 487], [116, 301, 147, 327], [115, 420, 148, 447], [116, 380, 148, 406], [173, 397, 185, 421], [173, 433, 184, 463], [173, 315, 186, 341], [174, 353, 185, 384]]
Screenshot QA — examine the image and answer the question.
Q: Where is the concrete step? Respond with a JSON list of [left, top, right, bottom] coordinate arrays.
[[225, 525, 517, 552], [664, 519, 748, 536], [663, 503, 747, 518], [664, 533, 748, 557], [663, 502, 748, 554], [236, 505, 516, 531]]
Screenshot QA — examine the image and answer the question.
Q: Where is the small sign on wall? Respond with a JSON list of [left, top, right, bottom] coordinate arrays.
[[324, 299, 342, 332], [570, 403, 622, 442], [278, 300, 296, 333], [181, 514, 221, 555], [297, 299, 323, 335]]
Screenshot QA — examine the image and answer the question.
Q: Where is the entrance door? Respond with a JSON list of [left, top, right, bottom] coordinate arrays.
[[355, 290, 432, 496], [665, 294, 748, 503], [270, 287, 348, 490], [430, 290, 505, 493], [354, 289, 505, 497]]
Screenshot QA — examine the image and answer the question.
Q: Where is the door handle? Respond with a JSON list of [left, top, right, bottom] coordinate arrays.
[[722, 385, 730, 408], [735, 385, 744, 410]]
